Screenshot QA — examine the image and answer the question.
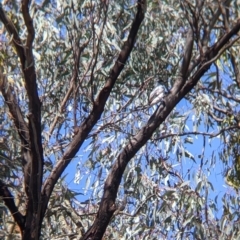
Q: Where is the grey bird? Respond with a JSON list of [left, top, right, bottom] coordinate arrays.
[[149, 85, 165, 105]]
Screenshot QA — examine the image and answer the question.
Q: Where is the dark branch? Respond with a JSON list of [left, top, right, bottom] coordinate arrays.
[[0, 180, 25, 233], [22, 0, 35, 52], [181, 26, 240, 97], [154, 126, 239, 141], [0, 72, 32, 202], [81, 13, 240, 240], [211, 19, 240, 55], [42, 0, 146, 227], [0, 73, 29, 146], [21, 1, 44, 225], [0, 5, 25, 64], [0, 2, 45, 238], [181, 28, 193, 79]]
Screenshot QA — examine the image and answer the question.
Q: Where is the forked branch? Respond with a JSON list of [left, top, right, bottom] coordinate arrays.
[[42, 0, 146, 227], [81, 15, 240, 240]]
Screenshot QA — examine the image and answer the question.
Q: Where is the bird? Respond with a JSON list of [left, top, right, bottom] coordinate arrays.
[[149, 85, 165, 105]]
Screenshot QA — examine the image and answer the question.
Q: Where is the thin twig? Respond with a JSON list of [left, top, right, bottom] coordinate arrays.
[[154, 126, 238, 141]]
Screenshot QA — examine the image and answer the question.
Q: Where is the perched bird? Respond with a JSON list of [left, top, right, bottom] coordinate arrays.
[[149, 85, 165, 105]]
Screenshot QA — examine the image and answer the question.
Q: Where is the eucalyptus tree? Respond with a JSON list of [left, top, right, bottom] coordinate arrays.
[[0, 0, 240, 239]]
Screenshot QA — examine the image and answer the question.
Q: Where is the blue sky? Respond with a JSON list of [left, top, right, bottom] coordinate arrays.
[[62, 94, 229, 222]]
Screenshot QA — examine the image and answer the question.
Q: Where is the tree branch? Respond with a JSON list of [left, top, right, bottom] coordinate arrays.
[[208, 110, 224, 122], [1, 2, 45, 238], [0, 73, 29, 146], [202, 0, 231, 46], [211, 19, 240, 55], [0, 180, 25, 234], [22, 0, 35, 53], [0, 3, 44, 210], [230, 51, 240, 88], [201, 87, 240, 104], [0, 72, 32, 207], [48, 40, 89, 138], [154, 126, 238, 141], [80, 15, 240, 240], [21, 4, 44, 233], [0, 5, 25, 64], [179, 20, 240, 96], [180, 28, 193, 79], [220, 0, 240, 88], [42, 0, 146, 226]]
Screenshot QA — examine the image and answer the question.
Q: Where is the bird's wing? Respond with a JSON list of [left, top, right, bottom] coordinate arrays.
[[149, 89, 157, 103], [149, 86, 164, 103]]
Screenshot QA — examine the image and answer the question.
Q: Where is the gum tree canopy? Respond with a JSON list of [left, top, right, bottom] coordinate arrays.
[[1, 0, 240, 239]]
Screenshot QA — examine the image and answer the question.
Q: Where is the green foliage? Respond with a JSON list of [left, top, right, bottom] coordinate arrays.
[[0, 0, 240, 239]]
